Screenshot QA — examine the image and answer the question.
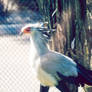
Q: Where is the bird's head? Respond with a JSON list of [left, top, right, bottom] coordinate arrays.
[[20, 22, 55, 39], [20, 24, 35, 35]]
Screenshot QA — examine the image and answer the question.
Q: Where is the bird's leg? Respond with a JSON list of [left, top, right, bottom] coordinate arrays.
[[66, 83, 78, 92], [56, 80, 70, 92], [40, 84, 49, 92]]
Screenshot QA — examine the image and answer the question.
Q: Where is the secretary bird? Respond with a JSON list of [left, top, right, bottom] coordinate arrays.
[[20, 23, 92, 92]]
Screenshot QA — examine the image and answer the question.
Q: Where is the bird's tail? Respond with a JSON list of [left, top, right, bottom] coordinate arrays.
[[77, 63, 92, 86]]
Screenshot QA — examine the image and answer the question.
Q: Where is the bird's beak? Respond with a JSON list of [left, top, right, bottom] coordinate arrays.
[[19, 31, 23, 36]]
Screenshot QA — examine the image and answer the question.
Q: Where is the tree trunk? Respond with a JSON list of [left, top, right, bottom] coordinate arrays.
[[37, 0, 92, 92]]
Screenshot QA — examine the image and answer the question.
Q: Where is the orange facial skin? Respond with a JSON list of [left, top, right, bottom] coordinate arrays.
[[23, 27, 31, 34]]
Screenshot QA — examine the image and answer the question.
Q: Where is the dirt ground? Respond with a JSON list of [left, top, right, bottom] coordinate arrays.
[[0, 35, 85, 92]]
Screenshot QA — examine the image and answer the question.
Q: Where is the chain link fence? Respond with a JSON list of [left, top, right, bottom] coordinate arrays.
[[0, 24, 61, 92]]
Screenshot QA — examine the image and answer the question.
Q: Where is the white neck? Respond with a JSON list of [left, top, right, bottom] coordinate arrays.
[[30, 31, 49, 57]]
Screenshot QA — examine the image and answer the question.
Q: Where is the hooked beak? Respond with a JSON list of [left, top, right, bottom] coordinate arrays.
[[19, 31, 23, 36]]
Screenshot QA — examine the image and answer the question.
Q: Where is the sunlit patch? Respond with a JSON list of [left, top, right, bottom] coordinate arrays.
[[90, 16, 92, 19], [2, 0, 18, 11]]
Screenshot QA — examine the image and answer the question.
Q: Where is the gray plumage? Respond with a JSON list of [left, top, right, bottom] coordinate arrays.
[[40, 51, 78, 77]]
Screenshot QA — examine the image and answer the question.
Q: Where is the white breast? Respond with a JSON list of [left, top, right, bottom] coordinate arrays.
[[37, 66, 58, 87]]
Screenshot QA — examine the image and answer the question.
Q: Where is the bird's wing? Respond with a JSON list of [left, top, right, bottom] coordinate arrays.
[[40, 51, 78, 80]]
